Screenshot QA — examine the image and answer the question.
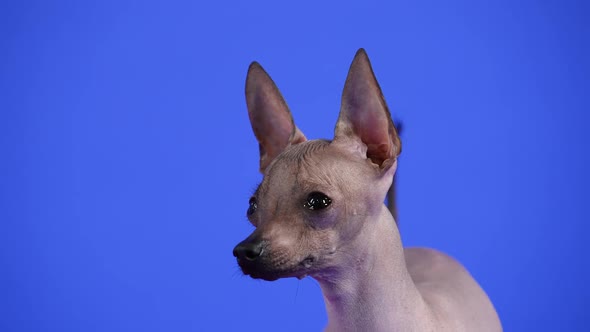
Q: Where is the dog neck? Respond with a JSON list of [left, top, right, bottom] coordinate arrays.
[[314, 206, 432, 332]]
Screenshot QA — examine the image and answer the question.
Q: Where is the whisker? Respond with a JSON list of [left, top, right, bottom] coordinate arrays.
[[294, 279, 300, 304]]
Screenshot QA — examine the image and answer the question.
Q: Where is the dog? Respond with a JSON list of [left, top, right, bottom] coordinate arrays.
[[233, 49, 502, 331]]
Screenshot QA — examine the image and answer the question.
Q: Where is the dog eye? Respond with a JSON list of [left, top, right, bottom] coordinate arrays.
[[247, 197, 258, 216], [304, 192, 332, 211]]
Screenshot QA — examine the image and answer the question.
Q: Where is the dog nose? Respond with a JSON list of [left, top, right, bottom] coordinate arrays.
[[233, 241, 264, 261]]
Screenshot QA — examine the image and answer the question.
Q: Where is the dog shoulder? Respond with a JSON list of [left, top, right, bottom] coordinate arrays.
[[404, 247, 502, 332]]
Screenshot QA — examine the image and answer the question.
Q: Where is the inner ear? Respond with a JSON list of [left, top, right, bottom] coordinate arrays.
[[334, 49, 401, 169]]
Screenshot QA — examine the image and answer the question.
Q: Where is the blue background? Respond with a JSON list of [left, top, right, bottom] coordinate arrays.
[[1, 1, 588, 331]]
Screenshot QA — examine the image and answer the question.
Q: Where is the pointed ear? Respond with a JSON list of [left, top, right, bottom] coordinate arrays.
[[334, 49, 401, 170], [245, 62, 306, 173]]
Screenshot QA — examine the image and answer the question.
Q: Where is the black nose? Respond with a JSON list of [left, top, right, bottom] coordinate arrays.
[[233, 241, 265, 261]]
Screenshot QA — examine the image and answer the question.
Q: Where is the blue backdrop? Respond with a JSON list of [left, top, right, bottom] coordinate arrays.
[[1, 1, 588, 331]]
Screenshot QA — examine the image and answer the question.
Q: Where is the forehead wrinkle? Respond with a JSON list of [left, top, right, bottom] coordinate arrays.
[[296, 157, 340, 193], [259, 140, 334, 199], [279, 139, 331, 163]]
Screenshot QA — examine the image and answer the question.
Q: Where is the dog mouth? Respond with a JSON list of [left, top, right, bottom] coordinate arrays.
[[237, 255, 317, 281], [293, 255, 316, 280], [239, 266, 305, 281]]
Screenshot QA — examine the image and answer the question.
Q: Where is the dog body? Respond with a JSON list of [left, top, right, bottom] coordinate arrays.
[[233, 49, 501, 331]]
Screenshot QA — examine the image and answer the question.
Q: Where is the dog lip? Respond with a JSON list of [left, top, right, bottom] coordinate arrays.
[[260, 275, 280, 281], [245, 270, 281, 281], [238, 260, 307, 281], [236, 251, 315, 281]]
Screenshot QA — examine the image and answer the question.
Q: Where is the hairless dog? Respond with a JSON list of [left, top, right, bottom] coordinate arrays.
[[234, 49, 502, 332]]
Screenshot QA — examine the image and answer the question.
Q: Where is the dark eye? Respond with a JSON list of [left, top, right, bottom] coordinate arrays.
[[247, 197, 257, 216], [304, 192, 332, 211]]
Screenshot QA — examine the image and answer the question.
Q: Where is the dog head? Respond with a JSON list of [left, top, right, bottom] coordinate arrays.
[[233, 49, 401, 281]]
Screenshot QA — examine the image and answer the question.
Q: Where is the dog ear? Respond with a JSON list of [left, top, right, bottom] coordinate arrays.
[[245, 62, 306, 173], [334, 49, 401, 170]]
